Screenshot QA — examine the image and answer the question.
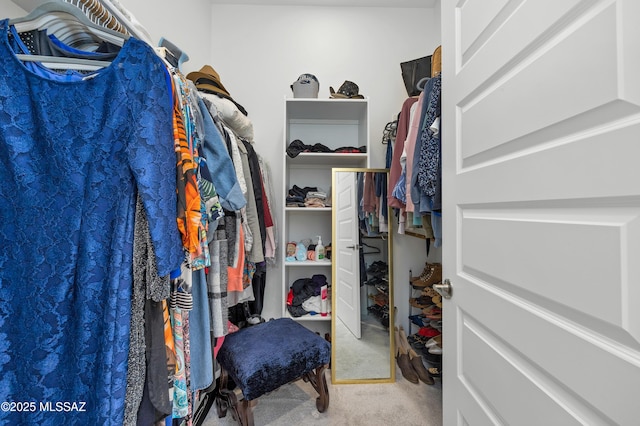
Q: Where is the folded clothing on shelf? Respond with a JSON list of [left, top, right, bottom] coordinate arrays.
[[286, 139, 367, 158], [287, 185, 333, 208]]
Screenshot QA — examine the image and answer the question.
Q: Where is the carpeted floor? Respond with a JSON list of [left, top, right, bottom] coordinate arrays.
[[334, 315, 391, 381], [201, 366, 442, 426]]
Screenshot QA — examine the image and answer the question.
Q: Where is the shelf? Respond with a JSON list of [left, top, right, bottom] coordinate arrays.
[[285, 260, 332, 267], [282, 98, 368, 330], [286, 152, 367, 166], [284, 311, 331, 321], [285, 207, 332, 212], [285, 98, 368, 121]]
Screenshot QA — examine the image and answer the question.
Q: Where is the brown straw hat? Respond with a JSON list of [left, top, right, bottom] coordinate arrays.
[[186, 65, 231, 98]]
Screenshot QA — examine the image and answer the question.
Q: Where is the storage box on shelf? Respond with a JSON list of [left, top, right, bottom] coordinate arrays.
[[282, 98, 369, 328]]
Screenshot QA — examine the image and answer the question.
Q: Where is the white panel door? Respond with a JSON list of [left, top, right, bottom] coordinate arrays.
[[335, 171, 361, 339], [442, 0, 640, 424]]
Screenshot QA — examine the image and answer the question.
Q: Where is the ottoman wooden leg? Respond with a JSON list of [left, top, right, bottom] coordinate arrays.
[[216, 367, 255, 426], [303, 364, 330, 412], [237, 399, 253, 426]]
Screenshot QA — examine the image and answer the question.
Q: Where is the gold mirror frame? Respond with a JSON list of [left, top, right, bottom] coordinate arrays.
[[331, 168, 394, 384]]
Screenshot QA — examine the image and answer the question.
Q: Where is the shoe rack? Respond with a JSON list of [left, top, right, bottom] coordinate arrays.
[[406, 262, 443, 375], [364, 255, 390, 328]]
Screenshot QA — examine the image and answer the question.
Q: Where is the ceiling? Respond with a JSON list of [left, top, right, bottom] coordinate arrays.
[[209, 0, 437, 7], [12, 0, 437, 11]]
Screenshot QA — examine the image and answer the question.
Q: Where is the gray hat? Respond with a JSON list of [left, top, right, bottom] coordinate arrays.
[[291, 74, 319, 98]]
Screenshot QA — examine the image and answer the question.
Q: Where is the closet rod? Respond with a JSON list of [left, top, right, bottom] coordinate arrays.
[[15, 54, 111, 68]]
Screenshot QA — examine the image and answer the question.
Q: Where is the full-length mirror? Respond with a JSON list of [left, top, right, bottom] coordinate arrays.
[[331, 168, 394, 383]]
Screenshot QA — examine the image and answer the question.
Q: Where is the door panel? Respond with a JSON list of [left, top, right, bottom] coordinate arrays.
[[458, 0, 510, 61], [442, 0, 640, 424], [456, 284, 640, 425], [461, 207, 637, 330], [335, 171, 361, 339], [460, 319, 586, 426], [459, 2, 639, 167], [457, 125, 640, 202]]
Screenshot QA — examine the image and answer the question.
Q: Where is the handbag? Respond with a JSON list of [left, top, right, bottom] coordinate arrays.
[[431, 45, 442, 76], [400, 55, 432, 97]]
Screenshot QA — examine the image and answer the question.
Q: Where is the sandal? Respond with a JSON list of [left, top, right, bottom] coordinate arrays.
[[422, 306, 442, 320], [408, 314, 428, 327], [418, 348, 442, 366], [427, 367, 442, 378], [429, 320, 442, 331], [409, 296, 433, 309], [421, 286, 439, 298], [417, 326, 441, 338], [426, 335, 442, 348], [407, 333, 428, 349]]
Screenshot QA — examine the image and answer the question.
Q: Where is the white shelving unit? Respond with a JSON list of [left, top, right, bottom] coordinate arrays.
[[282, 98, 369, 327]]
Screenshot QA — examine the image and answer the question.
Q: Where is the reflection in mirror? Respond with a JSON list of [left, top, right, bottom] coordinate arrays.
[[331, 168, 394, 383]]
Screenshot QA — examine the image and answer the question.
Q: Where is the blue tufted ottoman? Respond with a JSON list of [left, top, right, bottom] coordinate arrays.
[[213, 318, 331, 426]]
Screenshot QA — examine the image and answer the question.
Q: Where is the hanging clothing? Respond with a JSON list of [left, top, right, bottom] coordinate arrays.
[[171, 73, 207, 269], [208, 225, 230, 338], [198, 96, 246, 212], [403, 90, 426, 213], [258, 156, 277, 262], [0, 19, 183, 426], [388, 96, 418, 208], [411, 74, 443, 247], [124, 196, 172, 425], [237, 138, 264, 265], [186, 267, 213, 393], [243, 139, 267, 255], [136, 299, 173, 424], [417, 73, 442, 197]]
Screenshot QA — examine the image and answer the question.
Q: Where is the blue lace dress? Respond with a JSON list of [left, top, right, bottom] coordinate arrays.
[[0, 19, 183, 425]]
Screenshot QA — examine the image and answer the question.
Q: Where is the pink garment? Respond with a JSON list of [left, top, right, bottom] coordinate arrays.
[[259, 175, 277, 260], [213, 335, 225, 358], [404, 91, 426, 212], [388, 97, 418, 208], [362, 172, 377, 213]]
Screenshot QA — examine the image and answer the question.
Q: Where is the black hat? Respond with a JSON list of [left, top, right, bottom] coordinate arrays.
[[329, 80, 364, 99]]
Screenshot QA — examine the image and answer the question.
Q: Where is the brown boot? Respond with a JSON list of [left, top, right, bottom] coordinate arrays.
[[411, 262, 433, 282], [395, 327, 419, 384], [408, 348, 435, 385], [399, 326, 434, 385], [411, 263, 442, 287]]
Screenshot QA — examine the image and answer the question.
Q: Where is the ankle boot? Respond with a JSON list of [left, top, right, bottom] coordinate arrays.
[[410, 262, 434, 282], [399, 326, 434, 385], [395, 327, 419, 384], [411, 263, 442, 288]]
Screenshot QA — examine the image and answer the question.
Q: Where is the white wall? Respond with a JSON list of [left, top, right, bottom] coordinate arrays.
[[5, 0, 213, 75], [209, 4, 440, 321], [4, 0, 28, 17], [210, 4, 439, 169], [111, 0, 211, 75]]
